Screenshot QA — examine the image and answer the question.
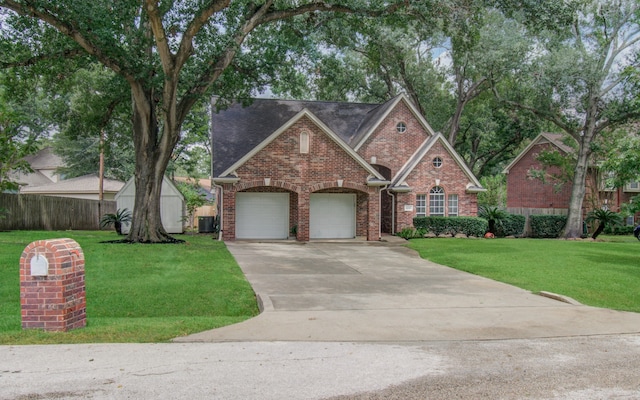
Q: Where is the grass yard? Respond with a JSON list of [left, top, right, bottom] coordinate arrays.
[[408, 235, 640, 313], [0, 231, 259, 344]]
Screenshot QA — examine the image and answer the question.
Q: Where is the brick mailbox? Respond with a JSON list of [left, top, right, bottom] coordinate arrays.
[[19, 238, 86, 331]]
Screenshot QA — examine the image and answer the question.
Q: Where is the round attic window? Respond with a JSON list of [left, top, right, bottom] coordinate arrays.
[[432, 157, 443, 168], [396, 122, 407, 133]]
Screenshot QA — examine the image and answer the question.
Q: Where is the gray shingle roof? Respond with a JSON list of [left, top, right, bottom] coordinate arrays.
[[211, 98, 390, 177], [20, 174, 124, 194]]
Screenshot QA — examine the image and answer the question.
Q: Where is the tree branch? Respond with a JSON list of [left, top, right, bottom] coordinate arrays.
[[0, 0, 135, 82], [145, 0, 174, 76], [0, 48, 85, 68], [176, 0, 231, 70]]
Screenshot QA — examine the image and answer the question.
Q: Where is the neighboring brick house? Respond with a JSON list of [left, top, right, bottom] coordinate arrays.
[[212, 95, 484, 241], [503, 132, 640, 223]]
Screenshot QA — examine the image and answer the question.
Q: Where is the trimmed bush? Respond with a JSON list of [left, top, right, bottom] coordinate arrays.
[[530, 215, 567, 238], [497, 214, 526, 237], [603, 225, 635, 235], [413, 216, 488, 238]]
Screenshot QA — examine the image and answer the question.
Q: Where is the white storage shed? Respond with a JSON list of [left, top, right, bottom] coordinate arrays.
[[115, 176, 185, 234]]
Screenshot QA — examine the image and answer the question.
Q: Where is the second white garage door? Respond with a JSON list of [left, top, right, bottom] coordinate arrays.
[[236, 192, 289, 239], [310, 193, 356, 239]]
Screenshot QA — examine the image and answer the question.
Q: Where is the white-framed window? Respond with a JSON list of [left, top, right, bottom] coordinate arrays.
[[300, 131, 309, 154], [416, 194, 426, 217], [448, 194, 458, 216], [626, 181, 640, 192], [396, 122, 407, 133], [429, 186, 445, 216], [432, 157, 443, 168]]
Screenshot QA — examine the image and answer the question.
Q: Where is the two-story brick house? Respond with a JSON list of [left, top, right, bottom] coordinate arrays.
[[504, 132, 640, 224], [211, 95, 484, 241]]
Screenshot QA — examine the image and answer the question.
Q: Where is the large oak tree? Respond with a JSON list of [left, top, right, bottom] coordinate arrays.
[[0, 0, 405, 242]]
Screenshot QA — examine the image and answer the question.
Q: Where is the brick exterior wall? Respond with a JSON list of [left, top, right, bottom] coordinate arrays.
[[217, 100, 482, 241], [358, 101, 431, 177], [19, 238, 86, 332], [506, 143, 573, 208], [221, 116, 381, 241], [394, 140, 479, 232]]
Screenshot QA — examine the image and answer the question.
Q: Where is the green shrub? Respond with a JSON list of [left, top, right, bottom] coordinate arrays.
[[413, 216, 488, 238], [497, 214, 526, 237], [458, 217, 488, 237], [603, 225, 635, 235], [397, 227, 426, 239], [530, 215, 567, 238]]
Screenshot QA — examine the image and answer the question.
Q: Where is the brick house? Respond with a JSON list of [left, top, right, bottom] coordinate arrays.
[[211, 95, 484, 241], [503, 132, 640, 224]]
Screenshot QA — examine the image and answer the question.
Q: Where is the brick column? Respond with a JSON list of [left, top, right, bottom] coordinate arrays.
[[367, 189, 381, 241], [19, 238, 86, 332], [297, 190, 310, 241]]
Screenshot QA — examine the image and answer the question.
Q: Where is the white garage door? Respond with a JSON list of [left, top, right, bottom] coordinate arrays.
[[236, 193, 289, 239], [310, 193, 356, 239]]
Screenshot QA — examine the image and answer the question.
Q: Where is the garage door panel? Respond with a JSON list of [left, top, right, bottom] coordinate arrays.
[[236, 193, 289, 239], [310, 193, 356, 239]]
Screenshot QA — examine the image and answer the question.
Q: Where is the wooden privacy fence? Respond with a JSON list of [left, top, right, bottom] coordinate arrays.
[[507, 207, 568, 237], [0, 193, 116, 231]]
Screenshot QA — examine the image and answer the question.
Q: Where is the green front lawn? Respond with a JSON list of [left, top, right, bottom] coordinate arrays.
[[0, 231, 259, 344], [408, 236, 640, 313]]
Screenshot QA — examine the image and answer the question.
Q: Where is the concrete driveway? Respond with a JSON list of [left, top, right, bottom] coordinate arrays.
[[177, 240, 640, 342]]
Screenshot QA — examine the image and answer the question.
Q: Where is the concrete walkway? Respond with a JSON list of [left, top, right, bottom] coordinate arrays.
[[176, 240, 640, 342]]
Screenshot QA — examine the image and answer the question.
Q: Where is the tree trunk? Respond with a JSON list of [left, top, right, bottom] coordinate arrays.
[[563, 140, 591, 238], [125, 84, 182, 243]]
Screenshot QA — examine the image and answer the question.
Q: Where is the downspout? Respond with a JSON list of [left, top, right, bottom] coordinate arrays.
[[213, 183, 224, 241]]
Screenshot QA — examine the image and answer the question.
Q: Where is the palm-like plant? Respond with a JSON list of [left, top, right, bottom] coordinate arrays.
[[100, 208, 132, 235], [478, 206, 508, 235], [585, 209, 622, 239]]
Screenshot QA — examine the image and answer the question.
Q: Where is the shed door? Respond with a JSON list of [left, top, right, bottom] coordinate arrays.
[[310, 193, 356, 239], [236, 193, 289, 239]]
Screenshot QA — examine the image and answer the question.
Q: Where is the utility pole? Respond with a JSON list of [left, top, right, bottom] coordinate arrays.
[[99, 129, 105, 201]]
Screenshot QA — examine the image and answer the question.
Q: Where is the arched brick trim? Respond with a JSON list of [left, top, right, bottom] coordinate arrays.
[[310, 181, 373, 194], [237, 180, 301, 194]]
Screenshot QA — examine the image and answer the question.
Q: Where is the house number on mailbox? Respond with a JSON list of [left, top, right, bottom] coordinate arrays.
[[30, 255, 49, 276]]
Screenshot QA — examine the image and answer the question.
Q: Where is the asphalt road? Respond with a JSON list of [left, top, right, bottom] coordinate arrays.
[[2, 335, 640, 399]]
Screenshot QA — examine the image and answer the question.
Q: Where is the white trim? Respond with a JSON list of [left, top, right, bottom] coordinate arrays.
[[502, 133, 571, 174], [218, 108, 386, 181], [353, 94, 437, 152], [392, 133, 483, 190]]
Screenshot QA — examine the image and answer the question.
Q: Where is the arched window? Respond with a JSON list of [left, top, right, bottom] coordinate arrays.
[[429, 186, 445, 216]]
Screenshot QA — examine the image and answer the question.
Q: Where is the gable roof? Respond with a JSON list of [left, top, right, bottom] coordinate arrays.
[[212, 98, 383, 176], [390, 133, 484, 193], [23, 147, 64, 170], [352, 94, 437, 152], [217, 108, 386, 181], [502, 133, 574, 174], [19, 174, 124, 194]]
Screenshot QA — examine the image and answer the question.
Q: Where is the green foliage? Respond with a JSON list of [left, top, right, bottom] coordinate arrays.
[[413, 216, 488, 238], [478, 205, 508, 234], [621, 195, 640, 217], [0, 231, 258, 344], [586, 209, 623, 240], [477, 175, 506, 208], [99, 208, 132, 235], [0, 77, 42, 192], [175, 181, 208, 231], [397, 227, 426, 240], [496, 214, 526, 237], [529, 215, 567, 238], [408, 237, 640, 312], [603, 225, 635, 236]]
